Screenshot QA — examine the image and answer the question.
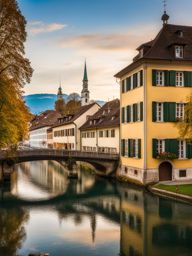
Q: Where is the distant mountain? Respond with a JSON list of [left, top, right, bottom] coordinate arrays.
[[24, 94, 67, 114], [24, 94, 105, 114]]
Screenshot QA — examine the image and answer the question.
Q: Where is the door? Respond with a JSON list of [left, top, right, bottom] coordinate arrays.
[[159, 161, 172, 181]]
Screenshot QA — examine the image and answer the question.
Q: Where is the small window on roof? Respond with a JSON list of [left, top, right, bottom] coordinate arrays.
[[176, 30, 183, 38], [175, 45, 184, 59]]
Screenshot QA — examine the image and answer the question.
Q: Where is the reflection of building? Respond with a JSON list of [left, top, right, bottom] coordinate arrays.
[[51, 103, 100, 150], [80, 99, 120, 154], [16, 161, 69, 194], [29, 110, 60, 148], [115, 13, 192, 184], [119, 185, 192, 256]]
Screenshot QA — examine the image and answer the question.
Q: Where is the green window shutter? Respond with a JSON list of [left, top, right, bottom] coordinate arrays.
[[133, 104, 137, 122], [121, 80, 125, 93], [133, 73, 137, 89], [140, 70, 143, 86], [184, 72, 192, 87], [186, 142, 192, 159], [126, 78, 129, 92], [126, 106, 130, 123], [121, 139, 125, 156], [165, 139, 179, 157], [152, 70, 157, 86], [163, 102, 169, 122], [168, 102, 176, 122], [138, 139, 141, 158], [122, 107, 125, 123], [152, 102, 157, 122], [152, 139, 158, 158], [164, 70, 169, 86], [169, 71, 176, 86], [128, 139, 131, 157], [140, 102, 143, 121]]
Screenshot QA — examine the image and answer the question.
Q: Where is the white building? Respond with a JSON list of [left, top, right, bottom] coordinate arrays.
[[51, 102, 100, 150], [29, 110, 60, 148], [80, 99, 120, 154]]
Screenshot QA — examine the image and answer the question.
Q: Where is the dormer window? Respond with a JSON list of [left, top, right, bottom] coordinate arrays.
[[140, 48, 144, 58], [176, 30, 183, 38], [175, 45, 184, 59]]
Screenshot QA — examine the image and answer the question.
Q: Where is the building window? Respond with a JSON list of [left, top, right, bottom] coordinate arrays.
[[179, 170, 187, 177], [176, 72, 184, 87], [156, 103, 164, 122], [99, 131, 103, 137], [134, 170, 138, 176], [105, 130, 109, 138], [130, 105, 134, 122], [137, 72, 140, 87], [125, 140, 128, 156], [137, 103, 141, 121], [157, 140, 165, 154], [111, 129, 115, 138], [176, 103, 185, 120], [156, 71, 164, 86], [175, 45, 184, 59], [179, 140, 186, 159]]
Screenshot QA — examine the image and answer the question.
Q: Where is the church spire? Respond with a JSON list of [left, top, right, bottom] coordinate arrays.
[[81, 60, 90, 106], [83, 61, 88, 81], [57, 84, 63, 100]]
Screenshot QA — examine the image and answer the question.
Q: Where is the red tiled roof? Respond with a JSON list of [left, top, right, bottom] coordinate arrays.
[[80, 99, 120, 130]]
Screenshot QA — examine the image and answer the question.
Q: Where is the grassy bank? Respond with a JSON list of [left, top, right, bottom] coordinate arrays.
[[155, 184, 192, 197]]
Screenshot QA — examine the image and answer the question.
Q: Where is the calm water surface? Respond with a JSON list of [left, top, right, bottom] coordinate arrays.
[[0, 160, 192, 256]]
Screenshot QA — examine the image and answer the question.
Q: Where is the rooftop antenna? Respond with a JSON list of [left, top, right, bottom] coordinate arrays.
[[161, 0, 169, 25]]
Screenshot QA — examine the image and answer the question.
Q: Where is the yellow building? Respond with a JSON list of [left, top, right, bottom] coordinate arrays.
[[115, 14, 192, 184]]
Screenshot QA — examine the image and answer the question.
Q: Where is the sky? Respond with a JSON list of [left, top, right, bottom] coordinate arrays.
[[18, 0, 192, 101]]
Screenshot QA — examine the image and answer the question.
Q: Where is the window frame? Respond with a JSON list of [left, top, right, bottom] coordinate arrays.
[[179, 140, 186, 159], [157, 139, 165, 154], [176, 72, 184, 87], [156, 71, 165, 86], [175, 45, 184, 59], [156, 103, 164, 122]]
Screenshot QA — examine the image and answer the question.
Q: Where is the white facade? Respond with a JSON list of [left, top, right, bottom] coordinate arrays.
[[52, 103, 100, 150], [29, 127, 50, 148], [81, 127, 120, 154]]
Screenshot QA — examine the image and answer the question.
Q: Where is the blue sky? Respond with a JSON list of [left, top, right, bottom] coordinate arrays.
[[18, 0, 192, 100]]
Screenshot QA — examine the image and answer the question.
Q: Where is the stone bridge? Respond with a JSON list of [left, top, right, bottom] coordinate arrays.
[[0, 149, 119, 176]]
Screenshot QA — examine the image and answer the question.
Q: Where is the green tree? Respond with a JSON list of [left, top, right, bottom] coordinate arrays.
[[178, 94, 192, 141]]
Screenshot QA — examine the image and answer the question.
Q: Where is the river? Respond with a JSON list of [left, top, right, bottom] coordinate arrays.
[[0, 160, 191, 256]]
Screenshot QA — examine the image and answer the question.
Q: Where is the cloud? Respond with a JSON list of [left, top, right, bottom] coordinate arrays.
[[28, 21, 67, 35], [59, 27, 156, 52]]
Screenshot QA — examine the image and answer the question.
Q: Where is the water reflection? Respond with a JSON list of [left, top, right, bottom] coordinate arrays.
[[0, 160, 191, 256]]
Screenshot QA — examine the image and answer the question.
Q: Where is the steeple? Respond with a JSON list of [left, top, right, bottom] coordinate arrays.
[[81, 60, 90, 106], [83, 61, 88, 81], [57, 85, 63, 100]]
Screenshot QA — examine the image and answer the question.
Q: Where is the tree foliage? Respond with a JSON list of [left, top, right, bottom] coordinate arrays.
[[0, 0, 33, 88], [55, 98, 66, 116], [177, 94, 192, 141], [0, 0, 33, 148], [0, 77, 31, 148]]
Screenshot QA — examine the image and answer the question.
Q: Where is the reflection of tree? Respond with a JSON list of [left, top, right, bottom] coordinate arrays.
[[0, 207, 29, 256]]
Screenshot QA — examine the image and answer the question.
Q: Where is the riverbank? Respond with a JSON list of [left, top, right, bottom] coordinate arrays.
[[149, 182, 192, 204]]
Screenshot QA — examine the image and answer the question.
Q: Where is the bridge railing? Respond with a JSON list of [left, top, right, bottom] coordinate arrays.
[[0, 149, 119, 161]]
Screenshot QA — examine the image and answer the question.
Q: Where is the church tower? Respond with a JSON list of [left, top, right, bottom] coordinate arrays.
[[57, 85, 63, 100], [81, 61, 90, 106]]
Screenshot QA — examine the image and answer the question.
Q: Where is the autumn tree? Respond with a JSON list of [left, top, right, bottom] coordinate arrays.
[[178, 94, 192, 141], [0, 0, 33, 148], [0, 0, 33, 88], [55, 98, 66, 115], [64, 93, 81, 115]]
